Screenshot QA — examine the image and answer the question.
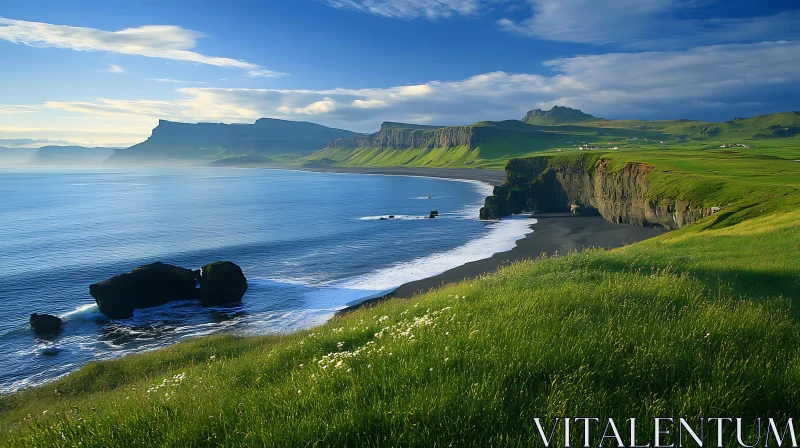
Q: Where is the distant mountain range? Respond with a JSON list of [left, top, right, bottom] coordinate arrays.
[[107, 118, 364, 164], [4, 106, 798, 169], [0, 145, 116, 165]]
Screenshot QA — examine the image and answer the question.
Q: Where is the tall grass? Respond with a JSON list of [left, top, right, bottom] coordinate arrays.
[[2, 201, 799, 446]]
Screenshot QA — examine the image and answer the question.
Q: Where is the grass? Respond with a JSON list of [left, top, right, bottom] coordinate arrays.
[[2, 136, 800, 446], [303, 111, 800, 170]]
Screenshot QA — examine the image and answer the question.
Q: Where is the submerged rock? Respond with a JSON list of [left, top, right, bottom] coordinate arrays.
[[89, 262, 200, 319], [428, 210, 439, 219], [199, 261, 248, 306], [30, 313, 62, 333]]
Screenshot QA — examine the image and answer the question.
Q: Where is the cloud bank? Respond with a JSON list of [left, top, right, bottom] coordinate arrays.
[[37, 40, 799, 133], [0, 17, 284, 77], [499, 0, 800, 48]]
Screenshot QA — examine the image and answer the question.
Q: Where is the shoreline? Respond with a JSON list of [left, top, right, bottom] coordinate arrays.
[[260, 164, 508, 186], [264, 165, 670, 316], [243, 165, 665, 316], [337, 213, 666, 315]]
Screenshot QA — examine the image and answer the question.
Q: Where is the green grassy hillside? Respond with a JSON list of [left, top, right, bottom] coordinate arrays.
[[308, 120, 560, 169], [306, 111, 800, 170], [2, 147, 799, 447]]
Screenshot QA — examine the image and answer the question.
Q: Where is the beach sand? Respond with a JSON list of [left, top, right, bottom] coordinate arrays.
[[287, 165, 508, 185], [337, 213, 664, 314]]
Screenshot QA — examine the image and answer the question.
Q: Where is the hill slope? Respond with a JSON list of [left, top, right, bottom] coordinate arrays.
[[108, 118, 363, 164], [307, 120, 559, 169], [306, 110, 800, 169], [3, 147, 799, 447]]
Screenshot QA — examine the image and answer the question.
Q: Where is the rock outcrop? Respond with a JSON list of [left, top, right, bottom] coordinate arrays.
[[30, 313, 62, 333], [328, 122, 481, 150], [198, 262, 248, 306], [90, 262, 201, 319], [480, 155, 714, 230], [89, 261, 249, 319]]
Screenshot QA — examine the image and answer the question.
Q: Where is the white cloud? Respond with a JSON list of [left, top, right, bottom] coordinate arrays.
[[319, 0, 504, 19], [278, 97, 340, 115], [0, 17, 284, 77], [103, 64, 126, 73], [15, 40, 800, 136], [499, 0, 800, 47], [0, 105, 39, 114]]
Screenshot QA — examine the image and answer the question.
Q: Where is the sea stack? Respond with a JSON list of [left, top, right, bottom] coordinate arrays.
[[89, 262, 200, 319], [30, 313, 62, 333], [198, 261, 248, 306], [89, 261, 249, 319]]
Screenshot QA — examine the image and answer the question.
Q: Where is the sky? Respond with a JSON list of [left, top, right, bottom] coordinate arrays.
[[0, 0, 798, 147]]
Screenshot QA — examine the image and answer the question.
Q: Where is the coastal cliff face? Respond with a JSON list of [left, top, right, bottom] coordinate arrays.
[[480, 155, 713, 230], [328, 122, 480, 150]]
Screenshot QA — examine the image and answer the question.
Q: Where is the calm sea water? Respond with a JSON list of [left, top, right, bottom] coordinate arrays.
[[0, 167, 533, 393]]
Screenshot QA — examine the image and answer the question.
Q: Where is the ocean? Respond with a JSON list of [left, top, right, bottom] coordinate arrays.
[[0, 167, 534, 393]]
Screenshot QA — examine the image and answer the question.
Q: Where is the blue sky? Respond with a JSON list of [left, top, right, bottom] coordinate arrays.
[[0, 0, 798, 147]]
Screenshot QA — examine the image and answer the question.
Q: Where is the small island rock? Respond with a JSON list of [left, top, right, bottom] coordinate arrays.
[[199, 261, 248, 306], [30, 313, 62, 333], [89, 262, 200, 319]]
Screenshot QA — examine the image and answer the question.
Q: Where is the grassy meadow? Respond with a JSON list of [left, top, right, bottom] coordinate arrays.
[[1, 119, 799, 446]]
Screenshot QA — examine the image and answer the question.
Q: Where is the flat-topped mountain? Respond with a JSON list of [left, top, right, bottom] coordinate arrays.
[[108, 118, 363, 164], [522, 106, 599, 125]]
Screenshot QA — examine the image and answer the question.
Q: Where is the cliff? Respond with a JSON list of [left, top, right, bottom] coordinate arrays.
[[108, 118, 362, 163], [328, 122, 481, 150], [480, 155, 714, 230]]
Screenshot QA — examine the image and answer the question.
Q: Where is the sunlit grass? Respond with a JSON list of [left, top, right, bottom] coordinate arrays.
[[2, 190, 799, 446]]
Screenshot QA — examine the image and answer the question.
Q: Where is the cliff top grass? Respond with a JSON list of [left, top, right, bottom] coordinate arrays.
[[2, 145, 800, 446]]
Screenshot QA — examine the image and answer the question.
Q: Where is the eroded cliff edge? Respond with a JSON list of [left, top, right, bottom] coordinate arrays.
[[479, 155, 715, 230], [328, 122, 482, 150]]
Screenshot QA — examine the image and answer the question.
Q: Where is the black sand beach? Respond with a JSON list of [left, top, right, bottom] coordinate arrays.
[[288, 165, 508, 185], [391, 213, 665, 299], [317, 166, 667, 315]]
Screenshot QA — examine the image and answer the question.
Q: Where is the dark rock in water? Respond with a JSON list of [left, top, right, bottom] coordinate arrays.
[[388, 215, 395, 219], [30, 313, 62, 333], [379, 217, 388, 220], [199, 261, 248, 306], [89, 262, 200, 319], [40, 347, 62, 356], [428, 210, 439, 219]]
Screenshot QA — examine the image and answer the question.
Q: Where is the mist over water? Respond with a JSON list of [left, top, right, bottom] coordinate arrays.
[[0, 167, 534, 393]]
